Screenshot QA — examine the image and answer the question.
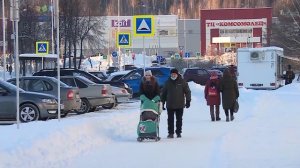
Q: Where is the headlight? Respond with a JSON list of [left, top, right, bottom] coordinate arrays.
[[41, 99, 57, 104], [124, 83, 129, 88]]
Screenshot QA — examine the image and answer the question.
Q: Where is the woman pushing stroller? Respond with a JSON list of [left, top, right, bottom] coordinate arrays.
[[137, 70, 162, 141]]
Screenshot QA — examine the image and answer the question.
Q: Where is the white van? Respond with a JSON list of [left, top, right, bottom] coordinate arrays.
[[237, 47, 284, 89]]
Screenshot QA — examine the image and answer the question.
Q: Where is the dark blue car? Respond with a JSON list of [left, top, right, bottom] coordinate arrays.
[[119, 67, 172, 95]]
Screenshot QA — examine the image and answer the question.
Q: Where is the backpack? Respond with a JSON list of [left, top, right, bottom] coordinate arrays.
[[208, 85, 217, 96]]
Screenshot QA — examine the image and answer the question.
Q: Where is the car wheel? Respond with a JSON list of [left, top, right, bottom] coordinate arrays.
[[19, 104, 39, 122], [89, 107, 97, 112], [61, 111, 69, 118], [102, 97, 117, 109], [75, 98, 90, 114]]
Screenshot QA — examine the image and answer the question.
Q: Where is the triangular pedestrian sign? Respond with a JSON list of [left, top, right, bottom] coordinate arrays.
[[120, 35, 129, 44], [137, 19, 150, 31], [38, 44, 47, 52], [116, 33, 131, 48], [36, 41, 49, 54]]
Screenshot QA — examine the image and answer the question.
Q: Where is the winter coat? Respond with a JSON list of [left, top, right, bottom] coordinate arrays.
[[139, 76, 160, 100], [204, 78, 221, 106], [161, 75, 191, 109], [220, 70, 239, 109], [284, 70, 295, 85]]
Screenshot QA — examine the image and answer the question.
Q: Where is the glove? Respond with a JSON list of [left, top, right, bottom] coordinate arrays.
[[185, 101, 190, 108], [162, 102, 166, 110]]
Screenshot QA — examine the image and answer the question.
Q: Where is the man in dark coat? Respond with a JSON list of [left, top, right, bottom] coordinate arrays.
[[161, 68, 191, 138], [283, 65, 295, 85], [220, 69, 239, 122], [204, 71, 221, 121]]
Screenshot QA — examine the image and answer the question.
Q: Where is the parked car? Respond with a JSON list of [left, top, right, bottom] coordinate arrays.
[[111, 86, 132, 104], [7, 76, 81, 117], [123, 64, 138, 70], [88, 71, 108, 81], [106, 70, 131, 82], [106, 66, 119, 75], [33, 68, 133, 94], [207, 69, 223, 79], [119, 67, 173, 95], [59, 76, 115, 113], [182, 68, 210, 85], [0, 80, 59, 122]]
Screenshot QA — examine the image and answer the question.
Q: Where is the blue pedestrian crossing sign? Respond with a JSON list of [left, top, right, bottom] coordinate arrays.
[[185, 52, 190, 58], [116, 32, 131, 48], [36, 41, 49, 55], [133, 15, 155, 37]]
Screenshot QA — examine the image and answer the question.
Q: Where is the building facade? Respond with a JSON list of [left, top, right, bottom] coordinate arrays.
[[200, 8, 272, 56]]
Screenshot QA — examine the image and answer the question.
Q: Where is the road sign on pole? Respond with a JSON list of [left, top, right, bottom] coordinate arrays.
[[133, 15, 155, 37], [116, 32, 131, 48], [36, 41, 49, 55], [185, 52, 190, 58], [112, 51, 118, 57]]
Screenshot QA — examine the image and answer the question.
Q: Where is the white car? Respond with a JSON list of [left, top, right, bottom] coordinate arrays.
[[106, 70, 131, 81]]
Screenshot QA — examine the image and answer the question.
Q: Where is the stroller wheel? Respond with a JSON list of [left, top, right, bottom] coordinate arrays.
[[137, 137, 143, 142], [155, 137, 161, 142]]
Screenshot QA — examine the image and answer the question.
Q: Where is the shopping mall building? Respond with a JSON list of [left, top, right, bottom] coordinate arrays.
[[200, 8, 272, 56]]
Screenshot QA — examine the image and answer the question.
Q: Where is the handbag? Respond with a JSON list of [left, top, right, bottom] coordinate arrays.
[[233, 100, 239, 113]]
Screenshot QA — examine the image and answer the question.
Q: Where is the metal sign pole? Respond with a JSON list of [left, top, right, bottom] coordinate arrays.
[[143, 36, 145, 74], [2, 0, 6, 80], [55, 0, 61, 121]]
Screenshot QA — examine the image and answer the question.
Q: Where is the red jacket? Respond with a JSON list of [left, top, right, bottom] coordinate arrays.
[[204, 79, 221, 106]]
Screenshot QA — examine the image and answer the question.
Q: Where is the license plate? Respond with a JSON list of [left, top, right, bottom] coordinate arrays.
[[76, 94, 80, 99]]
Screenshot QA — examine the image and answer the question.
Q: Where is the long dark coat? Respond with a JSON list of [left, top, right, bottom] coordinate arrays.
[[220, 70, 239, 109], [204, 78, 221, 106], [139, 76, 160, 100], [161, 75, 191, 109]]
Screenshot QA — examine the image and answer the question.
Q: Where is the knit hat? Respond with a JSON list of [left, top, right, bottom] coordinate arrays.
[[170, 68, 179, 74], [144, 70, 152, 76]]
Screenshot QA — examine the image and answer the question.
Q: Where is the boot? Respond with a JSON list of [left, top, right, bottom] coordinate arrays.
[[216, 108, 221, 121], [226, 116, 229, 122], [230, 115, 234, 121], [210, 108, 215, 122], [167, 134, 174, 138]]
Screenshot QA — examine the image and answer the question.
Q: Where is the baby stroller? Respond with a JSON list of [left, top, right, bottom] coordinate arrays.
[[137, 95, 162, 142]]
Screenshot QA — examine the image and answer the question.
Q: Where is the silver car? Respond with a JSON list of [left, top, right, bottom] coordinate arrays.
[[111, 86, 132, 104], [60, 76, 115, 113], [0, 80, 59, 122], [7, 76, 81, 117]]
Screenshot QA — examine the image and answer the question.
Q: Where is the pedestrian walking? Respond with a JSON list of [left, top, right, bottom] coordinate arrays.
[[8, 65, 12, 76], [220, 69, 239, 122], [204, 71, 221, 121], [161, 68, 191, 138], [283, 64, 295, 85], [139, 70, 160, 100]]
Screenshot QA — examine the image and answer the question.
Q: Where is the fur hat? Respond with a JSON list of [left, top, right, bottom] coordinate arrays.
[[144, 70, 152, 76], [170, 68, 179, 74]]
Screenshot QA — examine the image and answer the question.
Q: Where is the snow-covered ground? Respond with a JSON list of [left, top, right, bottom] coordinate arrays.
[[1, 81, 300, 168]]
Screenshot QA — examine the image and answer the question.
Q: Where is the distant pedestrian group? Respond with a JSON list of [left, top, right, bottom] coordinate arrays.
[[139, 67, 239, 139]]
